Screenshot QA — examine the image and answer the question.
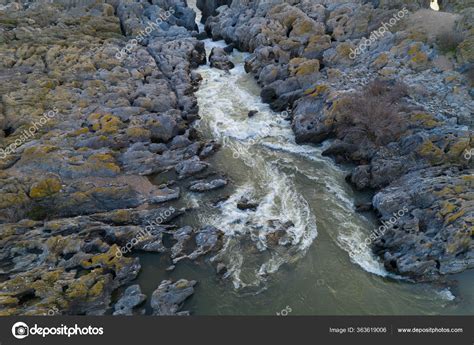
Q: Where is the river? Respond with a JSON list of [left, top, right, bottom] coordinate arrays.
[[136, 3, 473, 315]]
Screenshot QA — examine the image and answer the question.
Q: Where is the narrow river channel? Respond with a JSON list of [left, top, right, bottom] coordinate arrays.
[[136, 3, 473, 315]]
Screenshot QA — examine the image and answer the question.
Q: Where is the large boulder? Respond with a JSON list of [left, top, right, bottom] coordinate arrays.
[[151, 279, 197, 315], [209, 47, 235, 70]]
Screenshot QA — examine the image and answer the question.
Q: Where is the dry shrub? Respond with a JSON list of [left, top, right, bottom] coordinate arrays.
[[335, 79, 408, 146], [436, 31, 464, 53]]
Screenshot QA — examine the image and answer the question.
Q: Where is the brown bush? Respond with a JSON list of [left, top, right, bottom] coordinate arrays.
[[436, 31, 464, 53], [335, 79, 408, 146]]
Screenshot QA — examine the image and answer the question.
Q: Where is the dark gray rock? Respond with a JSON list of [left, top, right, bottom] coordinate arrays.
[[237, 197, 259, 211], [171, 226, 194, 259], [248, 110, 258, 117], [223, 44, 234, 54], [209, 47, 235, 71], [0, 0, 219, 316], [292, 97, 332, 144], [113, 285, 146, 316], [187, 225, 224, 260], [189, 178, 227, 192], [175, 156, 209, 178], [216, 262, 227, 275], [355, 202, 373, 212], [199, 141, 220, 158], [196, 0, 232, 23], [151, 279, 196, 315]]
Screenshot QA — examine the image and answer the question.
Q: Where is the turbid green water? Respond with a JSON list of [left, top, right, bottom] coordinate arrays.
[[136, 37, 473, 316]]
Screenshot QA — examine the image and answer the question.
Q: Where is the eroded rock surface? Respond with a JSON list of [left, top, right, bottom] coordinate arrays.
[[151, 279, 196, 315], [0, 0, 226, 315]]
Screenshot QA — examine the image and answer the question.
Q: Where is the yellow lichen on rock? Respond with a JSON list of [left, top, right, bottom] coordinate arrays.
[[417, 140, 444, 164], [29, 177, 62, 199]]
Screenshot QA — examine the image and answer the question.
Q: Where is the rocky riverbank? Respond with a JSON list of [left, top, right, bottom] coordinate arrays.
[[0, 0, 226, 315], [201, 0, 473, 281]]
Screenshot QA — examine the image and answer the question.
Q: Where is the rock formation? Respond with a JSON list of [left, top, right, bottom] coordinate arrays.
[[0, 0, 224, 315]]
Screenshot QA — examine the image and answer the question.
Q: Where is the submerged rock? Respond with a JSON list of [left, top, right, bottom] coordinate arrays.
[[248, 110, 259, 117], [237, 197, 259, 211], [189, 178, 227, 192], [175, 156, 209, 179], [209, 47, 235, 71], [266, 220, 295, 247], [151, 279, 197, 315], [216, 262, 227, 275]]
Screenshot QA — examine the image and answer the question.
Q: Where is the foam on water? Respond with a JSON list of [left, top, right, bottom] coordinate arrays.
[[437, 288, 456, 301], [194, 41, 394, 288], [195, 53, 320, 289]]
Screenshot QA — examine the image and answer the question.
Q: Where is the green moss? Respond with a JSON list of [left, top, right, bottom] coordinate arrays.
[[462, 175, 474, 182], [46, 237, 66, 255], [88, 113, 123, 133], [289, 58, 320, 76], [31, 269, 65, 297]]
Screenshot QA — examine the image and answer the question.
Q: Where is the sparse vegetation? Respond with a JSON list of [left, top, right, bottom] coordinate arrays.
[[335, 79, 409, 146], [436, 30, 464, 53]]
